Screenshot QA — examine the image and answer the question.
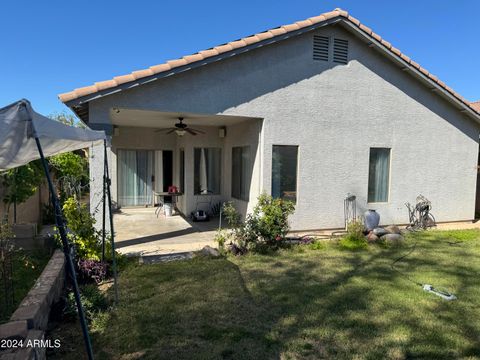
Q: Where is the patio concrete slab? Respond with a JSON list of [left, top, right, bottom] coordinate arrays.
[[113, 207, 217, 256]]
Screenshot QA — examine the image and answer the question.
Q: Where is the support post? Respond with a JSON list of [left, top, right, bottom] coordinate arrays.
[[101, 141, 107, 262], [104, 140, 119, 303], [34, 137, 94, 360]]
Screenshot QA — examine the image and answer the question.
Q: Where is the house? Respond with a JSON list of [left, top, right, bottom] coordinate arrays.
[[59, 8, 480, 231]]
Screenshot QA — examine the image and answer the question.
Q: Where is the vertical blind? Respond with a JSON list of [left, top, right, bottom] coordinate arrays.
[[272, 145, 298, 203], [368, 148, 390, 203], [232, 146, 251, 201]]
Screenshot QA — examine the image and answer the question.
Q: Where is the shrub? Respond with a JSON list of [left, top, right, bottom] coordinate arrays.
[[49, 152, 88, 200], [61, 197, 101, 260], [56, 197, 127, 268], [308, 240, 326, 251], [77, 259, 107, 284], [64, 284, 109, 323], [218, 194, 295, 254], [339, 218, 367, 250]]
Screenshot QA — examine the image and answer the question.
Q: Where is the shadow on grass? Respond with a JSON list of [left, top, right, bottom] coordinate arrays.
[[73, 230, 480, 359]]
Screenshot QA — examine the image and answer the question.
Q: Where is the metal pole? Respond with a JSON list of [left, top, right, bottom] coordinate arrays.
[[34, 137, 94, 360], [104, 141, 119, 303], [101, 140, 107, 262]]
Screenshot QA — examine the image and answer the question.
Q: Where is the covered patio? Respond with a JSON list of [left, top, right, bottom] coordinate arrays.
[[113, 207, 218, 256], [88, 107, 264, 254]]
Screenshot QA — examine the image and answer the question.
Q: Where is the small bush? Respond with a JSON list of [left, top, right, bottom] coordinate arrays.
[[64, 284, 109, 323], [77, 259, 107, 284], [219, 194, 295, 254], [61, 197, 101, 260], [308, 240, 325, 250], [339, 219, 367, 250]]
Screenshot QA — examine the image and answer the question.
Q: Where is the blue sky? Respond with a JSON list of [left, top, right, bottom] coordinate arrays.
[[1, 0, 479, 116]]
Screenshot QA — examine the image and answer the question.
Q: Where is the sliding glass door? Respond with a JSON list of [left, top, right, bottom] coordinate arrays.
[[117, 149, 154, 206]]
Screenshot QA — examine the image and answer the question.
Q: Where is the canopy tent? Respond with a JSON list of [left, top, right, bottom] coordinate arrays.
[[0, 99, 113, 360], [0, 99, 105, 170]]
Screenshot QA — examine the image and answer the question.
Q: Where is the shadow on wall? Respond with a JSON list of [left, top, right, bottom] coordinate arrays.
[[100, 31, 345, 116], [355, 42, 479, 142]]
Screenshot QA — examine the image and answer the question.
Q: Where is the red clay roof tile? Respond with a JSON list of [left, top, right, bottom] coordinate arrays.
[[58, 8, 480, 116]]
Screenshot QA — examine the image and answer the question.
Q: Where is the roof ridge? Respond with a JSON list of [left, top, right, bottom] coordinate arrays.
[[58, 9, 480, 117]]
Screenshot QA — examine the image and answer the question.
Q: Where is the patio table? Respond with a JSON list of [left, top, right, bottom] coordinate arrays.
[[153, 191, 183, 217]]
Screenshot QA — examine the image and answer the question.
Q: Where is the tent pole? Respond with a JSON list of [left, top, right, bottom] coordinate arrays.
[[34, 137, 94, 360], [101, 140, 107, 262], [104, 140, 119, 303]]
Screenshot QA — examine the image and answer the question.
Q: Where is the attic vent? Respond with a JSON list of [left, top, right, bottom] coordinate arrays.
[[333, 38, 349, 64], [313, 35, 329, 61]]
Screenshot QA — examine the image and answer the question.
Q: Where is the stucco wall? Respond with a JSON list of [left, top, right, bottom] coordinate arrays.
[[0, 182, 49, 225], [87, 24, 479, 230]]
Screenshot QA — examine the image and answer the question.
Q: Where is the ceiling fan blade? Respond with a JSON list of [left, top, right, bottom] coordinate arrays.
[[166, 129, 177, 134], [188, 128, 205, 134], [184, 128, 198, 135], [155, 128, 175, 133]]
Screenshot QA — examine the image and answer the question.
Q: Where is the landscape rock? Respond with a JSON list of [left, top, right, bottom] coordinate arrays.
[[385, 225, 401, 234], [366, 232, 379, 243], [200, 245, 221, 257], [380, 233, 404, 244], [372, 227, 389, 237]]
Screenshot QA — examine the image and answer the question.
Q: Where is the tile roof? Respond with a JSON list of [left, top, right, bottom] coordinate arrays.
[[58, 8, 480, 116], [471, 101, 480, 112]]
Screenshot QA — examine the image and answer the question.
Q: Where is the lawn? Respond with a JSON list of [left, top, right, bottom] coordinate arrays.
[[0, 249, 50, 323], [52, 230, 480, 359]]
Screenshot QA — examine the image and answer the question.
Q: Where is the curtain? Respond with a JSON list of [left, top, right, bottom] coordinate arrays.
[[154, 150, 163, 193], [199, 148, 208, 193], [117, 149, 154, 206], [232, 146, 250, 200], [368, 148, 390, 202], [118, 150, 137, 206], [194, 148, 221, 194]]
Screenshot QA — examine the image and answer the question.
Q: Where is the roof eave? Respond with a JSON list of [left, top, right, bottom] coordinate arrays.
[[63, 16, 344, 111], [338, 20, 480, 123]]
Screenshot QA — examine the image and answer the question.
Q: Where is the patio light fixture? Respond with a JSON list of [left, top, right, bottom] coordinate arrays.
[[175, 129, 186, 136]]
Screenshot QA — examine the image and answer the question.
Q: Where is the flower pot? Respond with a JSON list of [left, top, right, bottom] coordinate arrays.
[[364, 209, 380, 231]]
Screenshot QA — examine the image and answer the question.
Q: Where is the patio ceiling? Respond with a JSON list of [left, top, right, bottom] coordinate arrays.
[[110, 107, 261, 129]]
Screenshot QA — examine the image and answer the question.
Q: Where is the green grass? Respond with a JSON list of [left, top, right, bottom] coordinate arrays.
[[51, 230, 480, 359], [0, 249, 50, 323]]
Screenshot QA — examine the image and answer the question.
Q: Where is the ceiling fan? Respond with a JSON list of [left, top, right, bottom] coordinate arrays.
[[155, 117, 205, 136]]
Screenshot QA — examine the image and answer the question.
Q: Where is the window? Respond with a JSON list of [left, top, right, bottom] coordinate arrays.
[[232, 146, 251, 201], [368, 148, 391, 203], [194, 148, 221, 195], [272, 145, 298, 203], [179, 149, 185, 193]]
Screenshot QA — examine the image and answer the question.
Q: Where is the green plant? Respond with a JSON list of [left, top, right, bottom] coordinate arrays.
[[223, 202, 241, 227], [308, 240, 325, 250], [61, 197, 101, 260], [220, 194, 295, 254], [1, 162, 43, 223], [339, 218, 367, 250], [64, 284, 109, 323], [49, 152, 88, 200]]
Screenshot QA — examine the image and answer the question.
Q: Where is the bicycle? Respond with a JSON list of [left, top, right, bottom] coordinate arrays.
[[405, 195, 436, 231]]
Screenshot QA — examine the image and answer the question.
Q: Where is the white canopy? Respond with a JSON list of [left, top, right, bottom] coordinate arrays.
[[0, 99, 105, 171]]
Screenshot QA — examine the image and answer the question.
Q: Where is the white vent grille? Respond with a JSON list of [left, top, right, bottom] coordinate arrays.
[[313, 35, 329, 61], [333, 38, 348, 64]]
